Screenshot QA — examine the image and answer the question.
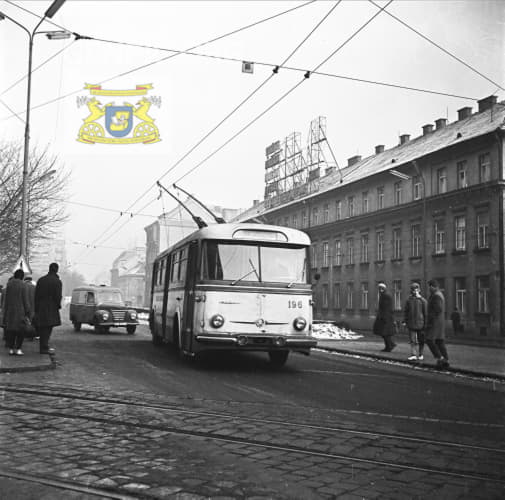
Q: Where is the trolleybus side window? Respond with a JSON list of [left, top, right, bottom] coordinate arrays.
[[170, 252, 179, 284], [178, 247, 188, 283]]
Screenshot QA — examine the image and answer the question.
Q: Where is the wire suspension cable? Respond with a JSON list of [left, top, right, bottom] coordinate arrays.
[[368, 0, 504, 91]]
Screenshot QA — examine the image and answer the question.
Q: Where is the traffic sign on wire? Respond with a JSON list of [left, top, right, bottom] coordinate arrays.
[[12, 255, 32, 275]]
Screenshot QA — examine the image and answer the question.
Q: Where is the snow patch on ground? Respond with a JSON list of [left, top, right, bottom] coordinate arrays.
[[312, 323, 363, 340]]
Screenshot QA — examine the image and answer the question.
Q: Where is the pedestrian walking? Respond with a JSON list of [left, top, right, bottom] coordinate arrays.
[[3, 269, 31, 356], [373, 282, 396, 352], [403, 282, 427, 361], [23, 275, 37, 340], [34, 262, 62, 354], [425, 279, 449, 369], [450, 307, 462, 335]]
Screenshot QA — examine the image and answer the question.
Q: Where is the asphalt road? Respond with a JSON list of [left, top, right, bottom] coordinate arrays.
[[1, 321, 503, 499]]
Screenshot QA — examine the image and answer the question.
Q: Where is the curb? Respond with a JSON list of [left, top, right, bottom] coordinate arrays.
[[0, 354, 56, 374], [318, 346, 505, 382]]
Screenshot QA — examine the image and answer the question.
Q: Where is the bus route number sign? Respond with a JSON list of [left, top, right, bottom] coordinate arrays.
[[288, 300, 303, 309]]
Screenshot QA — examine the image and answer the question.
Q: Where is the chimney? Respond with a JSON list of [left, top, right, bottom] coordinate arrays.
[[478, 95, 498, 112], [399, 134, 410, 145], [435, 118, 447, 130], [457, 107, 472, 120], [347, 155, 362, 167], [375, 144, 385, 154], [422, 124, 434, 135]]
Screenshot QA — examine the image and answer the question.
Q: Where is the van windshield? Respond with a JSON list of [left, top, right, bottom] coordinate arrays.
[[202, 241, 307, 285], [97, 291, 124, 304]]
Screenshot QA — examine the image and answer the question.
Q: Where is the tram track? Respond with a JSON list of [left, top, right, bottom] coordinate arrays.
[[1, 383, 504, 486]]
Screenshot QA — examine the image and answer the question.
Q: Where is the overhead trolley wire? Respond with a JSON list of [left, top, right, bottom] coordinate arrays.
[[77, 1, 342, 260], [368, 0, 504, 91]]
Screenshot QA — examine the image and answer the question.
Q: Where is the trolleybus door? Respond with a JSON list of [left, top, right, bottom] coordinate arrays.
[[181, 241, 198, 352], [161, 254, 171, 340]]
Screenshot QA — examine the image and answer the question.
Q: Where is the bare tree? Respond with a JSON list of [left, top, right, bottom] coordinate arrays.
[[0, 141, 70, 274]]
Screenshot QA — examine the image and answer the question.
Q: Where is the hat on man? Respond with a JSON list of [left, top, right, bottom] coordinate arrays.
[[410, 282, 420, 291], [378, 282, 387, 289]]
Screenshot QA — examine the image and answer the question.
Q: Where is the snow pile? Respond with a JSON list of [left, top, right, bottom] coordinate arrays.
[[312, 322, 363, 340]]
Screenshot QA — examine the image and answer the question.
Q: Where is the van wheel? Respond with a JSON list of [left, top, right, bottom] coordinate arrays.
[[126, 325, 136, 335], [268, 350, 289, 367], [73, 322, 81, 332]]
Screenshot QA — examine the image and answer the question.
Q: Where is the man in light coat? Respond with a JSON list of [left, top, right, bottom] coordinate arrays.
[[425, 279, 449, 368], [35, 262, 62, 354]]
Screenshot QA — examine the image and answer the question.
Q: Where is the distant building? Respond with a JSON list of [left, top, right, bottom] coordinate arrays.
[[143, 197, 244, 306], [237, 95, 505, 338], [29, 237, 67, 279], [110, 247, 146, 307]]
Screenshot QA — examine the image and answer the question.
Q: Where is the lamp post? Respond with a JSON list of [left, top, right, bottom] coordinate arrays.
[[0, 0, 69, 266]]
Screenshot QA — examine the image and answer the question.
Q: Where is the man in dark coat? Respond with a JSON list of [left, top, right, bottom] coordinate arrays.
[[34, 262, 62, 354], [4, 269, 31, 355], [425, 279, 449, 368], [373, 282, 396, 352]]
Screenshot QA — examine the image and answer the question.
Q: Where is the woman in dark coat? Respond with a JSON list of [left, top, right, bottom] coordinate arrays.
[[4, 269, 31, 355], [34, 262, 62, 354], [373, 282, 396, 352]]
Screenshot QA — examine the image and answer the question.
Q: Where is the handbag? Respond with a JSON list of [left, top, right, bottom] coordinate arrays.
[[21, 317, 36, 338]]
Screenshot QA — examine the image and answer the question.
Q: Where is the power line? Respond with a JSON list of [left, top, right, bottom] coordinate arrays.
[[77, 1, 338, 256], [368, 0, 504, 91]]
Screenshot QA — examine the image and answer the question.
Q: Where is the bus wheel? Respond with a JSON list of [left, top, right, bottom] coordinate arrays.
[[126, 325, 136, 335], [72, 322, 81, 332], [268, 350, 289, 367]]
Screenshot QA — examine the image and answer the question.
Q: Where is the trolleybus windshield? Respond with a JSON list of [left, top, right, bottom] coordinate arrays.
[[202, 241, 307, 284]]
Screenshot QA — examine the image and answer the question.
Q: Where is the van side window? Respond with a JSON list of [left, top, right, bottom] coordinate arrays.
[[86, 292, 95, 304]]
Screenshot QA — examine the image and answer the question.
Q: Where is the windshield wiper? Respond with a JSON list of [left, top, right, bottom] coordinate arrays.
[[231, 259, 260, 285], [287, 257, 306, 288]]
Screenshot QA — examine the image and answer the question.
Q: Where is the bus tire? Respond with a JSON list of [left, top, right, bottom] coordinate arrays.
[[73, 322, 81, 332], [268, 350, 289, 367]]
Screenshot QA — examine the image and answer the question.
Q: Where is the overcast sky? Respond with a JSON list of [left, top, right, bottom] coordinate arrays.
[[1, 0, 503, 282]]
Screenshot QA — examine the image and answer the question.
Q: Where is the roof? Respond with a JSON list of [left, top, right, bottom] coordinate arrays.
[[239, 101, 505, 219]]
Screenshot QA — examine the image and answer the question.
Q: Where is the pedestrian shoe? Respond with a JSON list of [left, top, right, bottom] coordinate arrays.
[[390, 343, 397, 352], [8, 349, 15, 356], [418, 355, 424, 361], [407, 355, 418, 361], [15, 349, 23, 356], [40, 348, 55, 354]]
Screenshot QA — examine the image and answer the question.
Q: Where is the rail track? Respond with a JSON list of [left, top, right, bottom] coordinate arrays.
[[1, 381, 504, 491]]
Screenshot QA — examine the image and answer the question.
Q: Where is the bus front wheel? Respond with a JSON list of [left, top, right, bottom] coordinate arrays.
[[268, 350, 289, 367]]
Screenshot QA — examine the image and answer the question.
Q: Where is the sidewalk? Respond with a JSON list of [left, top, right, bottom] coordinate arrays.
[[316, 333, 505, 380], [0, 337, 55, 373]]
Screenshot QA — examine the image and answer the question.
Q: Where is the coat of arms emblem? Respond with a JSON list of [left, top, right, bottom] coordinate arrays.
[[77, 84, 161, 144]]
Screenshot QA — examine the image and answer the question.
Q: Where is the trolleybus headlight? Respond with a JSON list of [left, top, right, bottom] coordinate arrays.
[[293, 317, 307, 331], [210, 314, 225, 328]]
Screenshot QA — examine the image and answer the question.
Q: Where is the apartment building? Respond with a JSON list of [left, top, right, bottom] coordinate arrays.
[[243, 96, 504, 338]]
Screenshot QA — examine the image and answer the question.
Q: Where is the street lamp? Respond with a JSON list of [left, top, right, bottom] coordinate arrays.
[[0, 0, 70, 267]]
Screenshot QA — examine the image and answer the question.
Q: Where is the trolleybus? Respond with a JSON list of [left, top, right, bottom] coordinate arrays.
[[149, 222, 317, 366]]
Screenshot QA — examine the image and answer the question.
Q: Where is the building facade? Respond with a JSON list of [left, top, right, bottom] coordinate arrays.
[[242, 96, 504, 338], [110, 247, 146, 307]]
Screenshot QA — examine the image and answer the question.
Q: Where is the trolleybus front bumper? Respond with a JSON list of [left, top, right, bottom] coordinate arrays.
[[195, 334, 317, 350]]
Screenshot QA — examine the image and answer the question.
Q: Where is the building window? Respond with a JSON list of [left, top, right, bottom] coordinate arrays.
[[360, 234, 369, 263], [393, 280, 402, 311], [322, 241, 329, 267], [346, 282, 353, 309], [376, 230, 384, 260], [477, 213, 489, 248], [346, 237, 354, 265], [437, 167, 447, 194], [413, 176, 422, 200], [455, 277, 466, 314], [311, 244, 317, 268], [302, 210, 308, 227], [477, 276, 490, 313], [434, 220, 445, 254], [393, 228, 402, 259], [360, 282, 369, 310], [322, 284, 329, 308], [411, 224, 421, 257], [312, 207, 318, 226], [347, 196, 355, 217], [334, 240, 342, 266], [333, 283, 341, 309], [292, 214, 298, 228], [335, 200, 342, 220], [362, 192, 369, 213], [479, 153, 491, 183], [377, 186, 384, 209], [457, 161, 468, 188], [322, 204, 329, 224], [394, 182, 402, 205], [454, 215, 466, 251]]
